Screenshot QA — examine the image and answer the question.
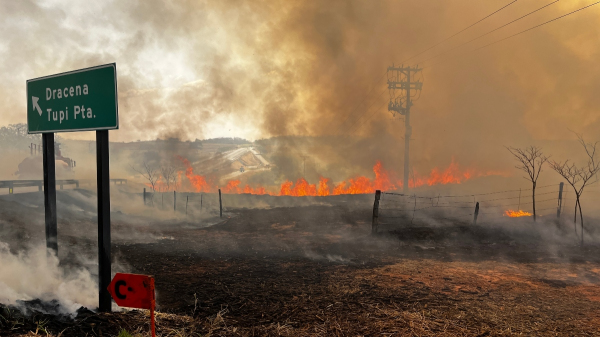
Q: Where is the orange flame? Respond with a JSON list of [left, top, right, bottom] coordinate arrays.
[[504, 209, 532, 217], [318, 177, 330, 196], [177, 156, 212, 192], [171, 156, 506, 197], [282, 178, 317, 197], [223, 180, 242, 193], [405, 158, 505, 189], [280, 180, 293, 196]]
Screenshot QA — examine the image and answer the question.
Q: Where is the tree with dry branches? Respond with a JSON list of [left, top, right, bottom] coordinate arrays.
[[160, 164, 178, 192], [506, 146, 548, 222], [132, 161, 159, 205], [549, 134, 600, 245]]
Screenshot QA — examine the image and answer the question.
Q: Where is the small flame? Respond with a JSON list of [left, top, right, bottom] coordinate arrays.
[[504, 209, 532, 217]]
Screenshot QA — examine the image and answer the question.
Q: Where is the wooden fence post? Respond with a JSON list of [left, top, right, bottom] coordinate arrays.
[[473, 202, 480, 225], [143, 188, 146, 205], [557, 182, 564, 218], [174, 191, 176, 212], [186, 195, 189, 215], [219, 189, 222, 218], [372, 190, 381, 235]]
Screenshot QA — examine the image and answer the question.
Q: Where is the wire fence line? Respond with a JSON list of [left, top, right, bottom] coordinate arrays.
[[375, 183, 570, 226]]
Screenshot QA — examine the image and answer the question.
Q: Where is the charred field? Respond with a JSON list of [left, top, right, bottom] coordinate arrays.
[[1, 190, 600, 336]]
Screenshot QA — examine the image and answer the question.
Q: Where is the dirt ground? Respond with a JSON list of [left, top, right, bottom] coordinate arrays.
[[2, 191, 600, 336]]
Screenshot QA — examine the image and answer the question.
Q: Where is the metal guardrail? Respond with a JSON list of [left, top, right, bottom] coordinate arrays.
[[0, 179, 127, 194], [78, 178, 128, 186]]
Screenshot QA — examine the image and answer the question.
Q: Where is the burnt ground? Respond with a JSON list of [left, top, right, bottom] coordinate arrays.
[[2, 192, 600, 336]]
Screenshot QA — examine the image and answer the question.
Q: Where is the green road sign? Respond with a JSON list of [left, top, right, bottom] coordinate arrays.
[[27, 63, 118, 133]]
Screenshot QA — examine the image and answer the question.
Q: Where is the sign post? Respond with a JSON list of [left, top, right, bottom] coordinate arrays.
[[42, 133, 57, 253], [108, 273, 156, 337], [27, 63, 118, 312], [97, 130, 111, 311]]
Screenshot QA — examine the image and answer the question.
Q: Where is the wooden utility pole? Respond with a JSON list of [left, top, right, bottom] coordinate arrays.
[[557, 182, 564, 218], [387, 65, 423, 193], [473, 202, 480, 225], [372, 190, 381, 235], [300, 155, 308, 178], [219, 189, 222, 218]]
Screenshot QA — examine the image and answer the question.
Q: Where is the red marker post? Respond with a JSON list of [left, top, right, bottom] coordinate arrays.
[[108, 273, 156, 337]]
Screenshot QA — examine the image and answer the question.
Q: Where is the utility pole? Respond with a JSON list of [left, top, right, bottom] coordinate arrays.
[[301, 155, 308, 178], [387, 65, 423, 193]]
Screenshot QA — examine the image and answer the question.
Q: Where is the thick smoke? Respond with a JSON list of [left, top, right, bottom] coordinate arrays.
[[1, 1, 600, 233], [0, 242, 97, 314], [1, 1, 599, 164]]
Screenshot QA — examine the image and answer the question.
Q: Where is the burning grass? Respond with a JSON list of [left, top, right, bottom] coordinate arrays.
[[155, 157, 508, 197], [504, 209, 533, 217], [3, 196, 600, 336]]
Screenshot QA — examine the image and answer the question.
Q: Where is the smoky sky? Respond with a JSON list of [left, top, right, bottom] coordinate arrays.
[[2, 0, 600, 171]]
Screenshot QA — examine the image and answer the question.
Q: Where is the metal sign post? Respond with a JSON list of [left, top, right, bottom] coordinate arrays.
[[27, 63, 118, 312], [42, 133, 57, 253], [97, 130, 112, 311]]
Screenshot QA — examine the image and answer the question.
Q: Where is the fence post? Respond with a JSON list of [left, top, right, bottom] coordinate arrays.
[[174, 191, 176, 212], [219, 189, 222, 218], [143, 188, 146, 205], [557, 182, 564, 218], [473, 202, 480, 225], [201, 193, 203, 210], [372, 190, 381, 235], [186, 195, 189, 215]]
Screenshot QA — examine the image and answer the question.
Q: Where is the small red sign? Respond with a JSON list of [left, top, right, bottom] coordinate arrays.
[[108, 273, 156, 336], [107, 273, 154, 309]]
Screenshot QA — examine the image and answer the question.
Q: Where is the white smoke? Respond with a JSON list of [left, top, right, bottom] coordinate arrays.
[[0, 242, 97, 314]]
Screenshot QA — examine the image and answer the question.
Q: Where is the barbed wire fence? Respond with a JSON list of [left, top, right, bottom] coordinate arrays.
[[371, 182, 584, 233], [142, 188, 224, 218]]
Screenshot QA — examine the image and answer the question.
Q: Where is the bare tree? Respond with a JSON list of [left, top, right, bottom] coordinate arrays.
[[506, 146, 548, 222], [549, 134, 600, 245], [160, 164, 177, 192], [132, 161, 159, 205]]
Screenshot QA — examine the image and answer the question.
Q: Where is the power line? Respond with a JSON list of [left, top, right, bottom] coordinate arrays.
[[338, 1, 518, 135], [401, 0, 519, 64], [474, 1, 600, 51], [425, 1, 600, 69], [383, 183, 559, 198], [414, 0, 560, 66]]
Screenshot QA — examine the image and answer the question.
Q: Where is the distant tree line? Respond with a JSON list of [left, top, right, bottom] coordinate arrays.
[[202, 137, 250, 144], [0, 123, 42, 152]]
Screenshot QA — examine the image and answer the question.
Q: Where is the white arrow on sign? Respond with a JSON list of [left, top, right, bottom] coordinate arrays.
[[32, 96, 42, 116]]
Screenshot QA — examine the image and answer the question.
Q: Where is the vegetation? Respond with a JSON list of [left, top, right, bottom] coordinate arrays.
[[505, 146, 548, 222], [549, 134, 600, 245]]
